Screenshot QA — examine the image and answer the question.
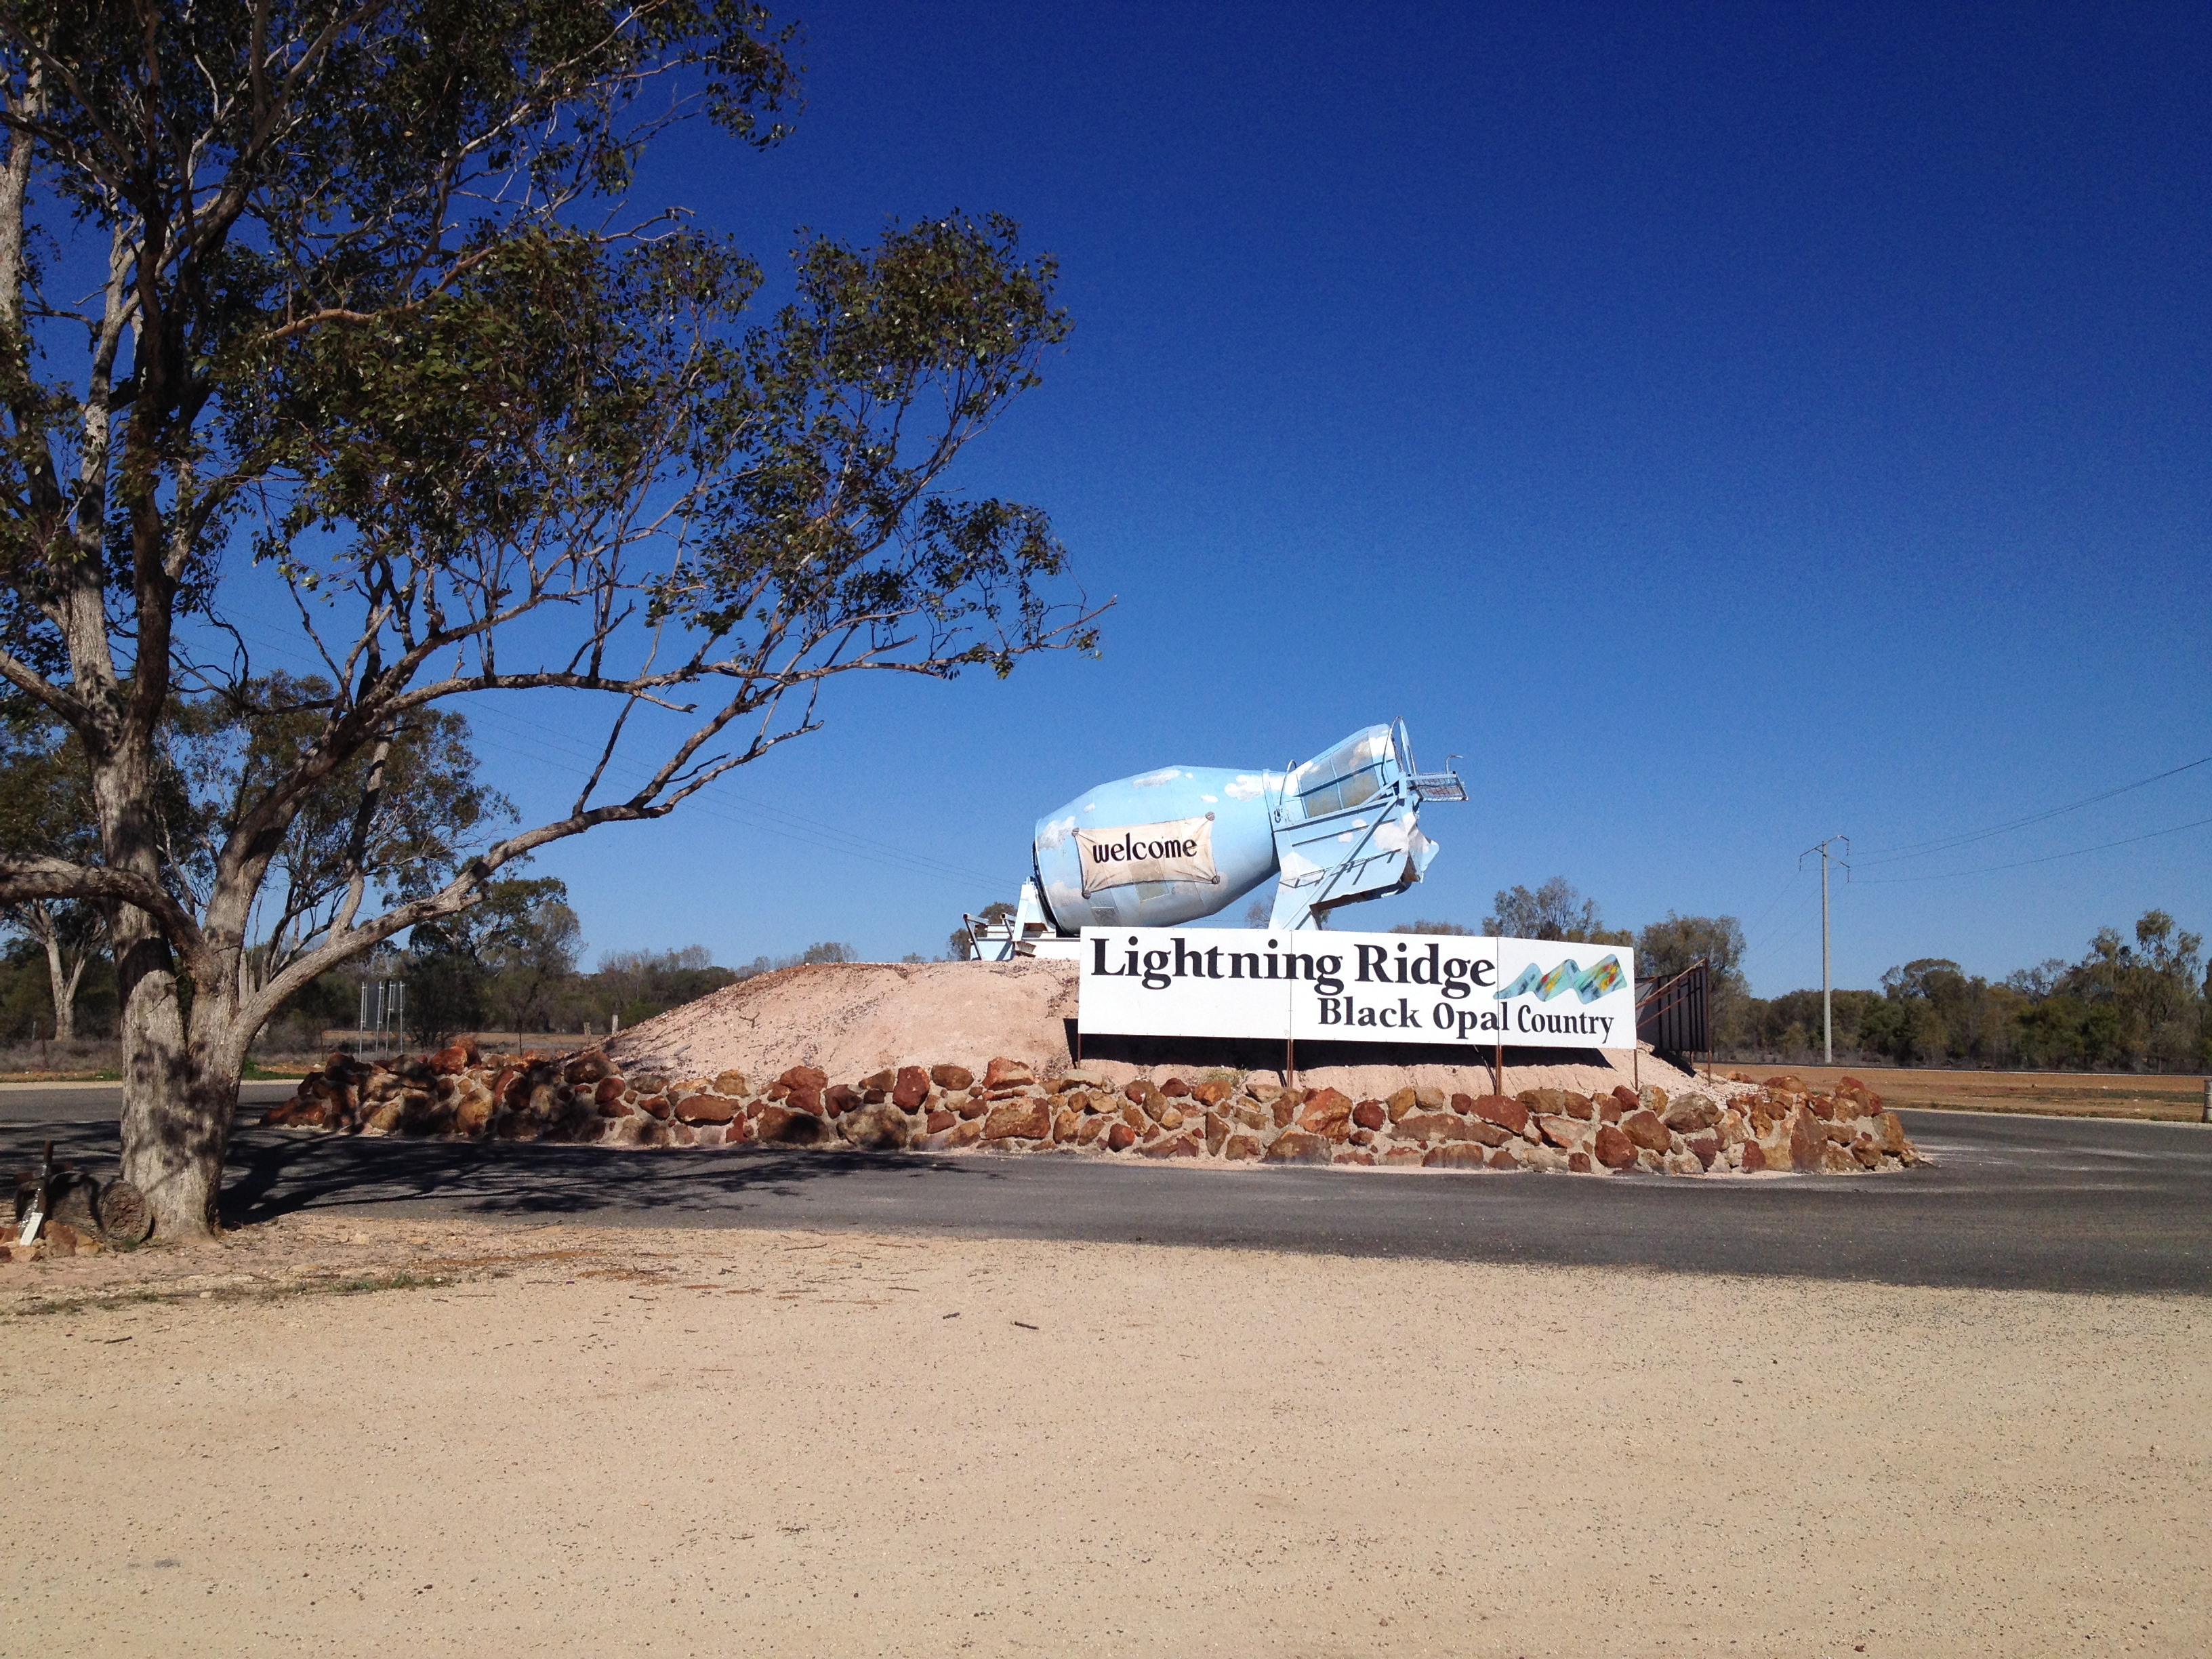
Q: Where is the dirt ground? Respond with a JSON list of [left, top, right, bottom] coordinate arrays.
[[1725, 1061, 2209, 1122], [2, 1217, 2204, 1657]]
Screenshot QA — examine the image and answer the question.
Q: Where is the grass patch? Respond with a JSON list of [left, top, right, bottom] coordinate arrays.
[[0, 1063, 300, 1084]]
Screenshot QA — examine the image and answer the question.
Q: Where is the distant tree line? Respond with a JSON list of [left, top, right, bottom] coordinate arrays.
[[1392, 880, 2211, 1073], [1729, 911, 2208, 1071]]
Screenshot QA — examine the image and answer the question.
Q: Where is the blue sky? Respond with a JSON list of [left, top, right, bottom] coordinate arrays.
[[392, 2, 2209, 991]]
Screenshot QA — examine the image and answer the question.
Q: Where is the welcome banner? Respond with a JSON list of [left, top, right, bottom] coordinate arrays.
[[1075, 816, 1218, 894], [1078, 926, 1637, 1049]]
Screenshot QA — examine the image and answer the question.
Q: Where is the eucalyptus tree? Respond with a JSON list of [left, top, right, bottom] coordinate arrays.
[[0, 3, 1099, 1237]]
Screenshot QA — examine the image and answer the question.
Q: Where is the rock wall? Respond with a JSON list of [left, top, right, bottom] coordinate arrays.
[[264, 1045, 1921, 1175]]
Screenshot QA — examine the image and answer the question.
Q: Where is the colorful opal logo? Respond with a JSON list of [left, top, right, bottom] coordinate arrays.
[[1495, 954, 1624, 1006]]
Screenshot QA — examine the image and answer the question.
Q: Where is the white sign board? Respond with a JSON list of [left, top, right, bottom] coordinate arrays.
[[1078, 927, 1637, 1050]]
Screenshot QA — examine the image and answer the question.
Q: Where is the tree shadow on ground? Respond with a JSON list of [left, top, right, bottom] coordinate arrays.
[[1, 1118, 122, 1185], [214, 1127, 1004, 1227], [1, 1116, 1004, 1229]]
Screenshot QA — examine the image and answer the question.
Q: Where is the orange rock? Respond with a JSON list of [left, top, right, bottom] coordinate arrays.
[[983, 1056, 1033, 1089], [1789, 1109, 1826, 1172], [1467, 1094, 1530, 1136], [1594, 1123, 1637, 1169], [1536, 1114, 1588, 1149], [984, 1099, 1051, 1141], [1296, 1088, 1353, 1139], [674, 1094, 739, 1124], [1263, 1130, 1334, 1164]]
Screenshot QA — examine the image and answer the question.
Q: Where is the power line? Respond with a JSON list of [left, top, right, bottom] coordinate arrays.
[[1855, 753, 2212, 867], [1738, 879, 1824, 972], [1733, 865, 1807, 951], [1855, 812, 2212, 884]]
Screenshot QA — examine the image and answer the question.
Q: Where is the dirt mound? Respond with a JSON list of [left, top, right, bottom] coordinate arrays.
[[608, 959, 1743, 1106], [608, 960, 1079, 1083]]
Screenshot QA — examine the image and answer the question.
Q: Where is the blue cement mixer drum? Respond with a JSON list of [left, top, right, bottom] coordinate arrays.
[[1025, 720, 1467, 937]]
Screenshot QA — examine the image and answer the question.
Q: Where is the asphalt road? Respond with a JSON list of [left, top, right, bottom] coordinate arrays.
[[5, 1084, 2207, 1294]]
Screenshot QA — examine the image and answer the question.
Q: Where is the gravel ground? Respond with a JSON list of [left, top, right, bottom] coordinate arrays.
[[2, 1216, 2205, 1656]]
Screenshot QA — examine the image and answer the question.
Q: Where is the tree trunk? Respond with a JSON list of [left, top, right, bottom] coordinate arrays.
[[34, 905, 80, 1042], [116, 957, 239, 1243], [98, 735, 238, 1242]]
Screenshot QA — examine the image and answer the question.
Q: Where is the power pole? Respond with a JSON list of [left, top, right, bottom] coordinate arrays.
[[1799, 835, 1851, 1063]]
